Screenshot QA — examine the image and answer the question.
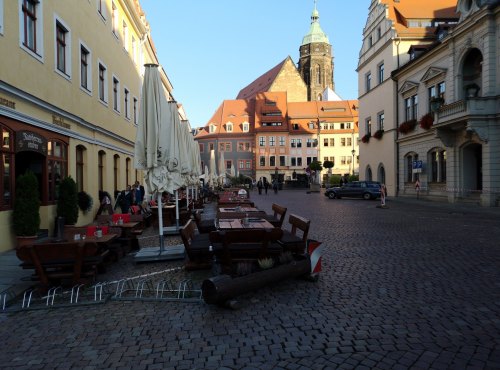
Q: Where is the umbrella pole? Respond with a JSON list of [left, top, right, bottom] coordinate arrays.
[[157, 192, 164, 252], [175, 190, 180, 230]]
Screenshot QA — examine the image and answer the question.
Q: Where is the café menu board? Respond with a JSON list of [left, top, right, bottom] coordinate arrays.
[[16, 130, 48, 155]]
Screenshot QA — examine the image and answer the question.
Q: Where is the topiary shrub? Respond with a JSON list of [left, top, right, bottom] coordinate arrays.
[[77, 191, 93, 213], [12, 171, 41, 236], [57, 176, 79, 225]]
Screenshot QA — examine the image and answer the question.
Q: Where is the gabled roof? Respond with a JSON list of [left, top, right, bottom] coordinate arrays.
[[236, 57, 293, 100]]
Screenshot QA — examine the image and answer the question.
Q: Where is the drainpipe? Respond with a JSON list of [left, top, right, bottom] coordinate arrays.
[[395, 37, 401, 197]]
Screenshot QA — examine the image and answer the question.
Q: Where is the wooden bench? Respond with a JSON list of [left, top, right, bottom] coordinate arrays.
[[193, 210, 216, 234], [180, 219, 216, 270], [209, 228, 283, 276], [16, 241, 107, 290], [278, 214, 311, 254]]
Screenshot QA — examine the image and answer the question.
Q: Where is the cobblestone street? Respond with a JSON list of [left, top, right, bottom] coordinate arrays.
[[1, 189, 500, 370]]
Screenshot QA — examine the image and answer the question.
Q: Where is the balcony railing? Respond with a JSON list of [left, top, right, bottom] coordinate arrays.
[[436, 96, 499, 125]]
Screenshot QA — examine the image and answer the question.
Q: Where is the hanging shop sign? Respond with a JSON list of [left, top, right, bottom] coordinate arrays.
[[16, 130, 48, 155]]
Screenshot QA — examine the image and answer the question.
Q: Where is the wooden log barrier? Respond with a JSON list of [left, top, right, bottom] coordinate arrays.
[[201, 255, 312, 305]]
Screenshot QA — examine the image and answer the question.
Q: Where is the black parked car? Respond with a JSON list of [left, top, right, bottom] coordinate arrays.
[[325, 181, 381, 200]]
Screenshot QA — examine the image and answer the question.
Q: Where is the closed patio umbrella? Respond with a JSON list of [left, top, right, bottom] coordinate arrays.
[[134, 64, 184, 261]]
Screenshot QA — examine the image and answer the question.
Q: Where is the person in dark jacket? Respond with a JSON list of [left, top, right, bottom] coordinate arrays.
[[115, 185, 133, 213]]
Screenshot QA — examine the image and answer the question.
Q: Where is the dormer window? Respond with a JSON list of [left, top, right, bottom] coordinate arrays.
[[292, 123, 299, 130], [226, 123, 233, 132], [209, 124, 216, 133], [242, 122, 249, 132]]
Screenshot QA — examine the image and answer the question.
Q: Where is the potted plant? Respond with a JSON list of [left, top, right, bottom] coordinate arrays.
[[12, 171, 41, 247], [361, 133, 371, 143], [57, 176, 79, 225], [308, 160, 323, 192], [419, 113, 434, 130], [398, 119, 417, 134], [77, 191, 93, 214], [373, 129, 384, 139]]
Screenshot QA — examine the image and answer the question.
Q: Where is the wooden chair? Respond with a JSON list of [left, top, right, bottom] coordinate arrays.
[[209, 228, 283, 275], [194, 210, 216, 234], [180, 219, 216, 270], [278, 214, 311, 254], [262, 203, 288, 227]]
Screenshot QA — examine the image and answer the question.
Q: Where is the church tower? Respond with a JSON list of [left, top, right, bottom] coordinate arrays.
[[298, 1, 334, 101]]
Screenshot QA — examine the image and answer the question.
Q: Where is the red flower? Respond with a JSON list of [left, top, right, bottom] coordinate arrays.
[[398, 119, 417, 134], [419, 113, 434, 130]]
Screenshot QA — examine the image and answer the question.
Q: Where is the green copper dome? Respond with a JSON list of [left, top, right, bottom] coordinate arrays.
[[301, 2, 329, 45]]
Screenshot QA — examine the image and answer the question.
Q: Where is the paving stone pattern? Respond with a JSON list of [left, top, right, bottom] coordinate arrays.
[[1, 190, 499, 369]]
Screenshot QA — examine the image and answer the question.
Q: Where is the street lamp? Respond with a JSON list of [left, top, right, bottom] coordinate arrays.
[[351, 149, 356, 175]]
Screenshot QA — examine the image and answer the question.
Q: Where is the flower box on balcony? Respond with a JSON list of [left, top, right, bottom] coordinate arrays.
[[361, 133, 371, 143], [373, 129, 384, 139], [419, 113, 434, 130], [398, 119, 417, 135]]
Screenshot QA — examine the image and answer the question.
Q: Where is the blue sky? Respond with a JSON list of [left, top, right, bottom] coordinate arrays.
[[139, 1, 370, 127]]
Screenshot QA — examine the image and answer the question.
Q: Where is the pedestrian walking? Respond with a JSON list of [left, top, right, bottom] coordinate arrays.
[[95, 190, 114, 219], [273, 179, 278, 194], [257, 178, 263, 195], [263, 177, 269, 195]]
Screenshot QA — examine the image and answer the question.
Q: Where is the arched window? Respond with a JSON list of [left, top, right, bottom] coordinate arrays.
[[76, 145, 86, 192], [462, 48, 483, 98], [48, 140, 68, 202], [0, 125, 14, 210], [405, 153, 418, 183], [113, 154, 120, 193], [126, 157, 131, 186], [316, 64, 321, 84], [366, 167, 373, 181], [98, 150, 105, 191], [429, 149, 446, 183]]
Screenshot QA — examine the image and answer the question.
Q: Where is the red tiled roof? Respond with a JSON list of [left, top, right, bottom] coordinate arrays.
[[236, 57, 290, 100]]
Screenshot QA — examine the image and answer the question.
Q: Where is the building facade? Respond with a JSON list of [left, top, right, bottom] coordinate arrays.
[[357, 0, 458, 197], [392, 0, 500, 206], [0, 0, 174, 251]]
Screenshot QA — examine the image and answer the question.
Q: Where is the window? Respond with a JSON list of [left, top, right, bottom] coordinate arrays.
[[98, 150, 105, 191], [113, 154, 119, 192], [131, 36, 137, 63], [297, 157, 302, 166], [0, 0, 3, 35], [198, 143, 204, 153], [292, 123, 299, 130], [269, 136, 275, 147], [296, 139, 302, 148], [405, 95, 418, 121], [55, 21, 69, 74], [316, 65, 321, 84], [279, 156, 286, 166], [242, 122, 249, 132], [291, 139, 296, 148], [209, 124, 216, 133], [259, 156, 265, 166], [113, 77, 120, 111], [97, 0, 106, 19], [406, 154, 418, 183], [219, 142, 231, 152], [47, 140, 68, 203], [366, 118, 372, 135], [306, 139, 315, 148], [124, 88, 130, 119], [122, 20, 128, 50], [341, 138, 346, 147], [279, 136, 285, 146], [20, 0, 43, 58], [133, 97, 138, 124], [98, 62, 107, 103], [378, 63, 384, 84], [226, 123, 233, 132], [346, 123, 352, 129], [0, 125, 13, 210], [347, 138, 352, 146], [366, 72, 372, 92], [323, 138, 329, 146], [368, 35, 373, 47], [291, 157, 296, 167], [209, 143, 214, 151], [430, 149, 446, 183], [80, 44, 91, 91], [111, 2, 118, 36], [377, 27, 381, 40], [237, 142, 251, 152], [259, 136, 265, 147], [308, 122, 315, 130], [126, 158, 131, 185], [270, 156, 276, 167], [377, 112, 385, 131], [76, 145, 85, 192]]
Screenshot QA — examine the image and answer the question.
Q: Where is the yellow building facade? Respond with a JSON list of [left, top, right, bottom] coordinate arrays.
[[0, 0, 173, 252]]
